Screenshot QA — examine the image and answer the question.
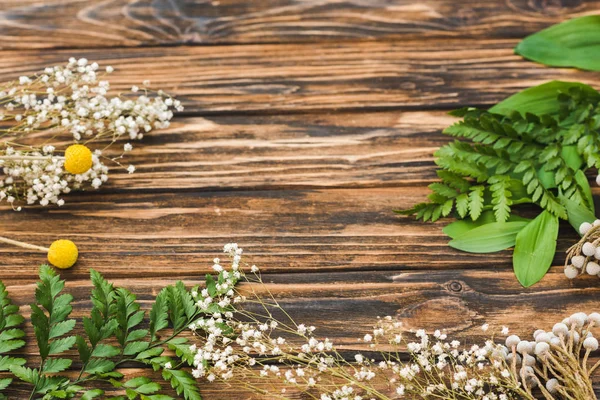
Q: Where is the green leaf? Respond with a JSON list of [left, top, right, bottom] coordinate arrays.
[[515, 16, 600, 71], [561, 195, 597, 233], [81, 389, 105, 400], [561, 145, 584, 170], [92, 344, 120, 358], [0, 355, 25, 371], [42, 358, 72, 374], [490, 81, 599, 116], [124, 377, 152, 388], [449, 221, 529, 253], [163, 369, 202, 400], [0, 340, 25, 353], [9, 365, 37, 384], [135, 347, 164, 361], [443, 212, 530, 239], [49, 319, 76, 339], [123, 341, 150, 356], [136, 383, 161, 394], [513, 211, 559, 287], [84, 358, 116, 375], [468, 186, 484, 220], [126, 329, 148, 343], [48, 336, 76, 355], [574, 170, 595, 213], [0, 378, 12, 391], [149, 290, 169, 342]]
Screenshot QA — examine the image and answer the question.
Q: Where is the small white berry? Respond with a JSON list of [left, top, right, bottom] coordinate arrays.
[[534, 342, 549, 356], [580, 222, 593, 235], [506, 335, 520, 348], [584, 337, 599, 351], [571, 255, 586, 268], [586, 261, 600, 275], [546, 378, 559, 393], [596, 174, 600, 186], [564, 265, 579, 279], [570, 312, 588, 328], [552, 323, 569, 336], [588, 312, 600, 325], [583, 242, 597, 256], [594, 219, 600, 227], [517, 340, 534, 354]]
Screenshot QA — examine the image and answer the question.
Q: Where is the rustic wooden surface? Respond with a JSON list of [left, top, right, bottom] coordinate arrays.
[[1, 0, 600, 398]]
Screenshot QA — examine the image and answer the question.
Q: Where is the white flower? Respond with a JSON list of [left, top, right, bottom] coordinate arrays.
[[127, 165, 136, 174], [164, 362, 172, 369], [124, 143, 133, 152]]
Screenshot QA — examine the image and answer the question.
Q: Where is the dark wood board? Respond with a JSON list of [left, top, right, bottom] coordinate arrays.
[[1, 1, 600, 398], [0, 0, 598, 48]]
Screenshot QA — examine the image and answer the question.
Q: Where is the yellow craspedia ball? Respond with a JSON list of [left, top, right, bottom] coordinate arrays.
[[64, 144, 93, 174], [47, 240, 79, 269]]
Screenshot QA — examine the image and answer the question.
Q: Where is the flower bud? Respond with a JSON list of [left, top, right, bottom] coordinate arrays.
[[571, 255, 586, 268], [586, 261, 600, 275], [552, 323, 569, 337], [516, 340, 534, 354], [569, 312, 588, 328], [546, 378, 559, 394], [534, 342, 550, 356], [580, 222, 593, 235], [588, 312, 600, 325], [564, 265, 579, 279], [584, 337, 599, 351], [505, 335, 520, 348], [583, 242, 597, 256]]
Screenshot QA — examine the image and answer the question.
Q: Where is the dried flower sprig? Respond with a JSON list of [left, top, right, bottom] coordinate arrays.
[[181, 245, 600, 400], [0, 58, 182, 209]]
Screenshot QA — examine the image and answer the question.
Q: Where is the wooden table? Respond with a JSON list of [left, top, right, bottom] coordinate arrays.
[[2, 1, 600, 398]]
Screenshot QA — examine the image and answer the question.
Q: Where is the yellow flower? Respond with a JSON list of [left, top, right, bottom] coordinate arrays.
[[64, 144, 93, 174], [47, 239, 78, 269]]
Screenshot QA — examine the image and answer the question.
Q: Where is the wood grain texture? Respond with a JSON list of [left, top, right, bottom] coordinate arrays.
[[0, 40, 598, 114], [72, 111, 455, 190], [2, 1, 600, 398], [0, 0, 598, 48]]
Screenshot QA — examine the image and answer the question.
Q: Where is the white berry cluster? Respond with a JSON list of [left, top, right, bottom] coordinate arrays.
[[499, 312, 600, 399], [0, 58, 181, 208], [564, 221, 600, 279], [190, 246, 600, 400]]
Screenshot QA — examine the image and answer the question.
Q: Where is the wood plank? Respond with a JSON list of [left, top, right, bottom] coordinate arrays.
[[0, 40, 598, 114], [2, 267, 599, 354], [0, 0, 598, 48], [68, 111, 455, 191], [0, 187, 583, 278]]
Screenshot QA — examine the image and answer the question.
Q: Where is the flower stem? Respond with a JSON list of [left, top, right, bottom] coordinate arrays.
[[0, 235, 48, 252]]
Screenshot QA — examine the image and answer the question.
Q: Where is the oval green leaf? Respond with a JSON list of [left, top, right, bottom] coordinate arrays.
[[443, 211, 530, 239], [513, 211, 559, 287], [515, 15, 600, 71], [489, 81, 598, 116], [560, 194, 596, 233], [449, 221, 529, 253]]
